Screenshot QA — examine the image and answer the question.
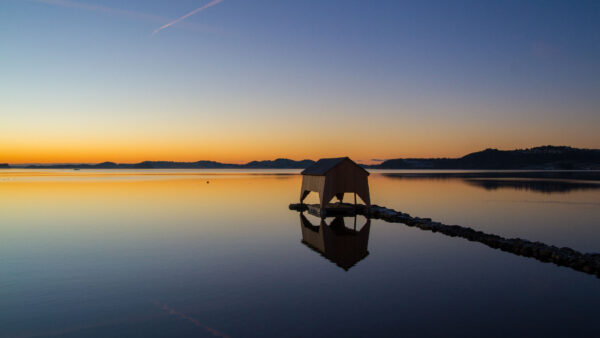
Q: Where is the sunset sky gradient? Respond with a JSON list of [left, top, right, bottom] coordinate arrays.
[[1, 0, 599, 164]]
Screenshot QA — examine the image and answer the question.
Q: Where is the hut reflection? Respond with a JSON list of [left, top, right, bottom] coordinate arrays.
[[299, 213, 371, 271]]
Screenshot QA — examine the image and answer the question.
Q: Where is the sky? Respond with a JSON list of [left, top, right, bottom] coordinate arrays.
[[1, 0, 599, 164]]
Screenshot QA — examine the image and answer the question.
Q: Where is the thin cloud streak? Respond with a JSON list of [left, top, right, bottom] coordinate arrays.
[[152, 0, 223, 36]]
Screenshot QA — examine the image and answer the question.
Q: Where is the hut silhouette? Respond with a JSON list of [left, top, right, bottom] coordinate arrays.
[[299, 214, 370, 271], [300, 157, 370, 215]]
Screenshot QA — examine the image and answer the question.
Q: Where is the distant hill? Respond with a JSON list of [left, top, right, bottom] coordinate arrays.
[[126, 161, 239, 169], [9, 146, 600, 170], [22, 159, 315, 170], [374, 146, 600, 170], [243, 158, 315, 169]]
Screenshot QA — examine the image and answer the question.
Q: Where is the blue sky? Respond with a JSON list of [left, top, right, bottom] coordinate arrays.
[[1, 0, 599, 163]]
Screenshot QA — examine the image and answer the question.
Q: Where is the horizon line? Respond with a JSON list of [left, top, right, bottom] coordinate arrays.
[[1, 144, 594, 166]]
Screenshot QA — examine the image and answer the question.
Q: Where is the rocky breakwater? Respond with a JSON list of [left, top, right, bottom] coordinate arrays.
[[289, 203, 600, 278]]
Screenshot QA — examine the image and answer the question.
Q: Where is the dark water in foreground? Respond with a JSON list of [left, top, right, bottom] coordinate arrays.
[[1, 170, 600, 337]]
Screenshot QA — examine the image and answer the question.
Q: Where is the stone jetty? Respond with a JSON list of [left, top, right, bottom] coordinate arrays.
[[289, 202, 600, 278]]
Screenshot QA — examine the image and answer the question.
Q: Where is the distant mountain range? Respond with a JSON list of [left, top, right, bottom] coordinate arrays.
[[3, 146, 600, 170], [15, 158, 317, 170], [374, 146, 600, 170]]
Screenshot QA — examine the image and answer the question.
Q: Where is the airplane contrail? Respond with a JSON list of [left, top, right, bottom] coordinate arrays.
[[152, 0, 223, 36]]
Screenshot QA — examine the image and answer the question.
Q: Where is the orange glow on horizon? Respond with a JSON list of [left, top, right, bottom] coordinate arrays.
[[2, 115, 599, 165], [2, 142, 598, 165], [3, 140, 599, 165]]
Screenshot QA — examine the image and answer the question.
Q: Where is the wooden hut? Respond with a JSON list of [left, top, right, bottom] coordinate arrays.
[[300, 157, 370, 214]]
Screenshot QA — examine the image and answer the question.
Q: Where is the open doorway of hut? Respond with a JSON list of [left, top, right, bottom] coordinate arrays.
[[301, 191, 368, 206]]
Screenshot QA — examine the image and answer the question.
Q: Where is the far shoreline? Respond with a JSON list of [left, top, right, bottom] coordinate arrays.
[[2, 145, 600, 171]]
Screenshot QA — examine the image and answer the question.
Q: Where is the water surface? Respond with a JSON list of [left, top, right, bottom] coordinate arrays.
[[1, 170, 599, 337]]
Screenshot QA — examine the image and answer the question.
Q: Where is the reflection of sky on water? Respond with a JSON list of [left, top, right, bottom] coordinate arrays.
[[485, 199, 600, 207], [1, 170, 599, 337]]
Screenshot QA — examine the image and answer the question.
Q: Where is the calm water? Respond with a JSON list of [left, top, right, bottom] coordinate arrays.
[[1, 170, 600, 337]]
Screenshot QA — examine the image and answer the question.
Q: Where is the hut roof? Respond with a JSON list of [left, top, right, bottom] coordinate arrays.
[[301, 157, 347, 175], [301, 157, 369, 176]]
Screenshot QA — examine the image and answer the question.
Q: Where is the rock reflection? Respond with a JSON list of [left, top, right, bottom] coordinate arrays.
[[299, 213, 370, 271], [381, 173, 600, 194], [291, 204, 600, 278], [463, 179, 600, 193]]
